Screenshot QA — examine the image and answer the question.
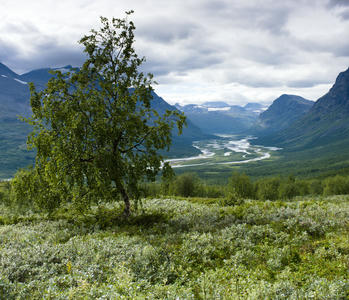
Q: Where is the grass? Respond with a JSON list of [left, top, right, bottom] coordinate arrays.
[[0, 195, 349, 298]]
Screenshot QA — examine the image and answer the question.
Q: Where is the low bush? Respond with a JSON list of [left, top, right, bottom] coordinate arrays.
[[0, 196, 348, 298], [256, 177, 281, 200], [171, 173, 199, 197], [323, 175, 349, 195]]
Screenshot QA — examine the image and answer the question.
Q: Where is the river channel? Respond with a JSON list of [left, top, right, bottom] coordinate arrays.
[[166, 135, 281, 168]]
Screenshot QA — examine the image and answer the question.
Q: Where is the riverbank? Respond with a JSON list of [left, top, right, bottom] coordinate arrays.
[[166, 135, 281, 168]]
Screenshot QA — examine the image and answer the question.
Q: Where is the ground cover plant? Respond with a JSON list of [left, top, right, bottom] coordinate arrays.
[[1, 188, 349, 298]]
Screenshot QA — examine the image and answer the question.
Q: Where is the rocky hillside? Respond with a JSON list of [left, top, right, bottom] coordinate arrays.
[[258, 67, 349, 150], [253, 94, 313, 135]]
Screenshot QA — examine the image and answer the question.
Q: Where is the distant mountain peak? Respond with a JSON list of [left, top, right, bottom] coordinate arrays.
[[311, 66, 349, 115], [255, 94, 313, 134], [0, 62, 19, 78], [275, 94, 313, 105], [257, 67, 349, 149], [201, 101, 230, 108]]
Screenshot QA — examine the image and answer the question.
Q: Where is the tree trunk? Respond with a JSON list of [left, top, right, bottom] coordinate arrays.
[[118, 183, 131, 216]]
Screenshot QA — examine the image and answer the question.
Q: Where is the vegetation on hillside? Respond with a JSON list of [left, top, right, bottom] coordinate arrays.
[[139, 172, 349, 202], [1, 179, 349, 298], [1, 10, 349, 299]]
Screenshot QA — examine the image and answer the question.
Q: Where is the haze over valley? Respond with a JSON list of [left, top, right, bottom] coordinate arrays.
[[1, 61, 349, 179]]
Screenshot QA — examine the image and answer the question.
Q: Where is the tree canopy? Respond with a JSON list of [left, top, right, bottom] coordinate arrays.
[[18, 12, 185, 215]]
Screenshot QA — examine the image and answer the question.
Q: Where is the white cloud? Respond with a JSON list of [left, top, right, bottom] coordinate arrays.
[[0, 0, 348, 104]]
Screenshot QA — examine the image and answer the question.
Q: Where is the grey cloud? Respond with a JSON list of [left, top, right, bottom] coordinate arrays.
[[1, 21, 40, 35], [0, 20, 85, 73], [143, 47, 223, 78], [339, 9, 349, 19], [241, 45, 294, 66], [335, 43, 349, 57], [295, 37, 349, 58], [225, 72, 282, 88], [0, 38, 85, 74], [137, 20, 198, 43], [1, 0, 348, 105], [327, 0, 349, 7], [0, 39, 20, 61], [200, 0, 229, 12], [27, 46, 85, 71], [196, 0, 291, 35], [287, 78, 329, 88]]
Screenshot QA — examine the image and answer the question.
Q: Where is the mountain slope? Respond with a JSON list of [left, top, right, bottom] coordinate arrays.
[[176, 102, 261, 134], [149, 92, 212, 157], [260, 67, 349, 150], [0, 63, 208, 178], [253, 94, 313, 135]]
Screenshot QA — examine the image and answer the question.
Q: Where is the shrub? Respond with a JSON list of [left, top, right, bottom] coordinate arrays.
[[11, 168, 64, 213], [227, 172, 255, 201], [172, 173, 199, 197], [308, 179, 323, 195], [323, 175, 349, 196], [279, 176, 300, 200], [256, 177, 281, 200]]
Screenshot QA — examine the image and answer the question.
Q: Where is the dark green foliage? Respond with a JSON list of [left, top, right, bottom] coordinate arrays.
[[256, 177, 281, 200], [161, 162, 175, 195], [14, 13, 185, 215], [10, 168, 64, 212], [308, 179, 324, 195], [0, 182, 10, 206], [138, 171, 349, 202], [225, 172, 254, 205], [323, 175, 349, 195], [228, 172, 255, 199], [278, 175, 298, 200], [172, 173, 199, 197]]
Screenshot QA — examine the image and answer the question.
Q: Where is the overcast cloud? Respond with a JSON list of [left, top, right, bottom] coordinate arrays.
[[0, 0, 349, 105]]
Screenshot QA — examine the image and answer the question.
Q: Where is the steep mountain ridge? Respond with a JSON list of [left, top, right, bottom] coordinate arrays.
[[0, 63, 208, 177], [258, 67, 349, 149], [0, 63, 20, 78], [253, 94, 314, 135]]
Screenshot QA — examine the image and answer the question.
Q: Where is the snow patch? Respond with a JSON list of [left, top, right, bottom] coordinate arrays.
[[14, 78, 27, 85], [207, 107, 231, 111], [54, 68, 70, 74], [1, 74, 7, 78]]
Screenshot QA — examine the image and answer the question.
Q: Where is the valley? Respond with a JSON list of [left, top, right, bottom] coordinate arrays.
[[1, 62, 349, 182], [166, 135, 281, 168], [1, 4, 349, 299]]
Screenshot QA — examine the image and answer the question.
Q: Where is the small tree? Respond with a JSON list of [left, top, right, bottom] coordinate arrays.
[[227, 172, 255, 200], [173, 173, 198, 197], [21, 12, 185, 215], [256, 177, 281, 201]]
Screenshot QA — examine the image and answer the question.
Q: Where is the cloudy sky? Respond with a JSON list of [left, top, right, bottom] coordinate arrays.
[[1, 0, 349, 105]]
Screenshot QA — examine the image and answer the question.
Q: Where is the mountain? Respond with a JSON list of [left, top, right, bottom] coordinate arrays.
[[0, 65, 33, 178], [0, 63, 208, 178], [253, 94, 314, 135], [149, 92, 212, 157], [244, 102, 267, 114], [0, 63, 20, 78], [201, 101, 230, 108], [258, 67, 349, 150], [176, 101, 262, 134]]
